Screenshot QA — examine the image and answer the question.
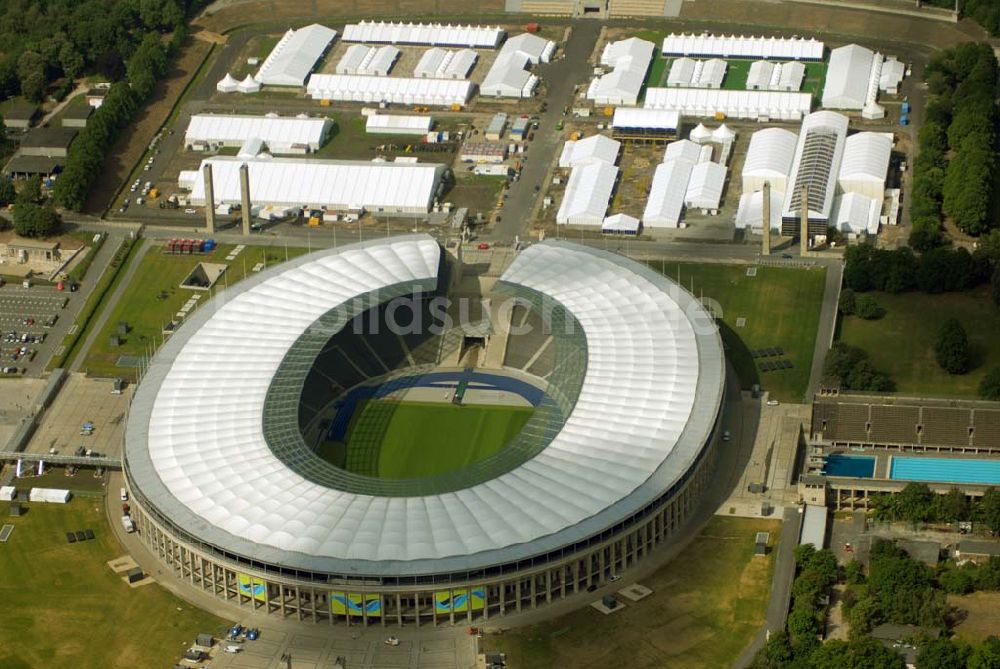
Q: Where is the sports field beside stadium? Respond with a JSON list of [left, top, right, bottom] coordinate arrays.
[[340, 400, 535, 479]]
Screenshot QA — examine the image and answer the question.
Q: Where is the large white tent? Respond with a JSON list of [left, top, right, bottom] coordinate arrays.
[[662, 33, 824, 61], [190, 156, 445, 214], [611, 108, 680, 134], [742, 127, 798, 193], [365, 113, 434, 135], [335, 45, 400, 76], [667, 58, 727, 89], [481, 33, 555, 98], [587, 37, 654, 106], [184, 114, 332, 153], [255, 24, 338, 87], [735, 187, 784, 232], [306, 74, 473, 106], [831, 192, 880, 235], [685, 161, 726, 211], [558, 134, 621, 168], [216, 73, 239, 93], [643, 159, 694, 228], [602, 213, 641, 234], [556, 161, 619, 226], [838, 132, 892, 199], [781, 110, 849, 223], [664, 139, 709, 164], [644, 88, 812, 121], [413, 47, 478, 79], [746, 61, 805, 91], [342, 21, 505, 48], [822, 44, 876, 110]]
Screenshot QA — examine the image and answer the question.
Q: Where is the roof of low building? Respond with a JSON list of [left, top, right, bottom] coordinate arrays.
[[20, 127, 78, 149], [5, 102, 37, 121], [3, 155, 62, 175]]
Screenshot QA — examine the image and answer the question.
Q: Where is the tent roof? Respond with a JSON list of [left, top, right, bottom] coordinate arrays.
[[256, 24, 338, 86], [838, 132, 892, 183], [662, 33, 824, 60], [685, 161, 726, 209], [602, 213, 641, 232], [822, 44, 875, 109], [185, 114, 328, 146], [343, 21, 505, 48], [558, 134, 621, 168], [742, 127, 797, 181], [556, 161, 619, 223], [611, 108, 679, 130], [643, 159, 693, 227]]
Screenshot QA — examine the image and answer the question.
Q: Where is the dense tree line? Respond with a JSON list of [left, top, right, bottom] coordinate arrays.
[[843, 245, 986, 295], [924, 0, 1000, 37], [911, 43, 999, 246], [871, 484, 1000, 534], [823, 342, 894, 392], [0, 0, 198, 103]]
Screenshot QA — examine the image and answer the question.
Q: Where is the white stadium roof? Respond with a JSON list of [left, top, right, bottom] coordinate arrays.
[[662, 33, 824, 61], [611, 107, 679, 131], [556, 161, 619, 226], [256, 24, 337, 87], [184, 114, 332, 152], [306, 74, 472, 106], [558, 134, 621, 168], [644, 87, 812, 121], [643, 159, 694, 228], [742, 127, 798, 193], [189, 156, 444, 213], [124, 236, 724, 573], [413, 47, 478, 79], [587, 37, 655, 106], [342, 21, 505, 48]]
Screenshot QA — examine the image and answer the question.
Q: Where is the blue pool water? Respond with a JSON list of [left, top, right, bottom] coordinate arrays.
[[823, 454, 876, 478], [889, 457, 1000, 485]]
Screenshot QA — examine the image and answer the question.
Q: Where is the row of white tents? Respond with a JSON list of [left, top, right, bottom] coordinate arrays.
[[216, 73, 261, 94]]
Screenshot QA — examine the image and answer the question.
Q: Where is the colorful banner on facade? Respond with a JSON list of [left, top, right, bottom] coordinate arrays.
[[434, 588, 485, 613], [237, 573, 267, 602], [331, 593, 382, 617]]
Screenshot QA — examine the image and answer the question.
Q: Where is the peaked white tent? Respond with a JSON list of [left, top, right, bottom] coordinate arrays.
[[217, 73, 239, 93], [237, 74, 261, 93], [662, 33, 824, 61], [831, 192, 881, 235], [664, 139, 707, 164], [689, 123, 712, 144], [602, 213, 641, 234], [712, 124, 735, 143]]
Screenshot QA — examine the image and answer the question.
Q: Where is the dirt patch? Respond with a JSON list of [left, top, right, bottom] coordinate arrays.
[[83, 38, 213, 214], [949, 591, 1000, 642]]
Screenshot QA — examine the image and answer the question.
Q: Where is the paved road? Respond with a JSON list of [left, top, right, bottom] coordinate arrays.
[[491, 22, 602, 241], [70, 240, 151, 373], [806, 259, 844, 401]]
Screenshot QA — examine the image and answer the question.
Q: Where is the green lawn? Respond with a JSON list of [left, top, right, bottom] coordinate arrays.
[[839, 288, 1000, 397], [80, 243, 307, 378], [654, 262, 826, 402], [643, 57, 826, 100], [0, 501, 227, 669], [484, 516, 780, 669], [341, 400, 534, 479]]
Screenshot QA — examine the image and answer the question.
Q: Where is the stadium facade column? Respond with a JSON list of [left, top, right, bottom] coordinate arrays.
[[761, 180, 771, 255], [799, 184, 809, 256], [203, 163, 216, 235], [240, 162, 252, 236]]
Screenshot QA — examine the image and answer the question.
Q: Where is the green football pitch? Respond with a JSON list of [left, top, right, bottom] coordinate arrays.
[[339, 400, 534, 479]]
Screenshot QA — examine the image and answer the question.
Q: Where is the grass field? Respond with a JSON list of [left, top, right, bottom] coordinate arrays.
[[641, 56, 826, 101], [484, 516, 780, 669], [839, 288, 1000, 397], [339, 400, 534, 478], [949, 592, 1000, 642], [80, 243, 307, 378], [0, 501, 226, 669], [653, 262, 826, 402]]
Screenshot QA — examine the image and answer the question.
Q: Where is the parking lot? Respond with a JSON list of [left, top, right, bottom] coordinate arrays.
[[24, 373, 132, 459], [0, 290, 68, 376]]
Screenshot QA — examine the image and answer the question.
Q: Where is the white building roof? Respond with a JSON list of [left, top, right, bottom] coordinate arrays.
[[611, 107, 679, 131], [735, 187, 784, 232], [831, 192, 881, 235], [782, 111, 849, 220], [189, 156, 444, 211], [663, 139, 705, 164], [838, 132, 892, 190], [685, 161, 726, 210], [306, 74, 472, 106], [342, 21, 505, 48], [800, 504, 828, 548], [662, 33, 824, 61], [602, 213, 641, 233], [124, 237, 724, 572], [413, 48, 477, 79], [779, 61, 806, 91], [742, 127, 798, 188], [558, 134, 621, 168], [556, 161, 619, 225], [667, 57, 695, 86], [588, 37, 655, 106], [256, 24, 338, 87], [643, 159, 694, 228], [365, 113, 434, 134], [336, 45, 399, 76], [747, 61, 805, 91], [336, 44, 370, 74], [481, 33, 554, 98], [184, 114, 331, 149], [880, 58, 905, 92], [217, 73, 239, 93], [644, 88, 812, 121], [823, 44, 875, 110], [746, 61, 776, 90]]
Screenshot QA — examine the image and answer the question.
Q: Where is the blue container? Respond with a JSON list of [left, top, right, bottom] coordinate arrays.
[[901, 101, 910, 114], [203, 239, 216, 251]]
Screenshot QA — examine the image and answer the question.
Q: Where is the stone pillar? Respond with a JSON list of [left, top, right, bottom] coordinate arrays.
[[761, 181, 771, 255], [799, 184, 809, 256], [202, 163, 215, 235], [240, 163, 252, 236]]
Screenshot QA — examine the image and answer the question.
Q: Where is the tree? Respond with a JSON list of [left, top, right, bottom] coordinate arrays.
[[936, 487, 970, 522], [16, 175, 42, 204], [809, 637, 907, 669], [846, 595, 880, 635], [897, 483, 936, 524], [749, 630, 793, 669], [0, 177, 15, 206], [855, 294, 885, 320], [839, 288, 857, 315], [11, 203, 60, 238], [938, 564, 977, 594], [968, 636, 1000, 669], [918, 637, 971, 669], [787, 607, 821, 649], [845, 559, 865, 585], [58, 41, 84, 80], [16, 50, 47, 102], [935, 318, 971, 374], [977, 488, 1000, 535], [980, 368, 1000, 401]]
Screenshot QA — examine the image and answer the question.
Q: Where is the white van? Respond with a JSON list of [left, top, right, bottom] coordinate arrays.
[[120, 488, 128, 501]]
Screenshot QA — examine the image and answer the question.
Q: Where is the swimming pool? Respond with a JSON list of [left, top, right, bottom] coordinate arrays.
[[889, 457, 1000, 485], [823, 454, 875, 478]]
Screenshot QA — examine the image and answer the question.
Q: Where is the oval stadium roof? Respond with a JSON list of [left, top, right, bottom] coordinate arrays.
[[125, 236, 724, 575]]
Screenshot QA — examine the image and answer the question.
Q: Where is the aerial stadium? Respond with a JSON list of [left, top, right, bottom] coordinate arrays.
[[123, 235, 726, 626]]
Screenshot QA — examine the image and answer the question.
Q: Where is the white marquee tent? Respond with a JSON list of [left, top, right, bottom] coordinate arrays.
[[643, 159, 694, 228], [306, 74, 473, 106], [735, 187, 784, 232], [413, 47, 478, 79], [644, 88, 812, 121], [742, 127, 797, 193], [184, 114, 332, 153], [664, 139, 709, 164], [667, 58, 727, 89], [255, 24, 338, 87], [342, 21, 505, 48], [781, 111, 849, 221], [611, 108, 680, 133], [365, 113, 434, 135], [216, 73, 238, 93], [602, 213, 641, 234], [746, 61, 805, 91], [558, 134, 621, 168], [662, 33, 824, 61], [822, 44, 876, 110], [556, 161, 619, 226], [587, 37, 655, 106], [685, 161, 726, 211], [336, 45, 400, 76], [481, 33, 555, 98], [831, 192, 880, 235], [237, 74, 260, 94], [838, 132, 892, 199]]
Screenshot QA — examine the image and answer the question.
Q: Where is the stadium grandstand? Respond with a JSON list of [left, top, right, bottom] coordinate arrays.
[[123, 236, 725, 626]]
